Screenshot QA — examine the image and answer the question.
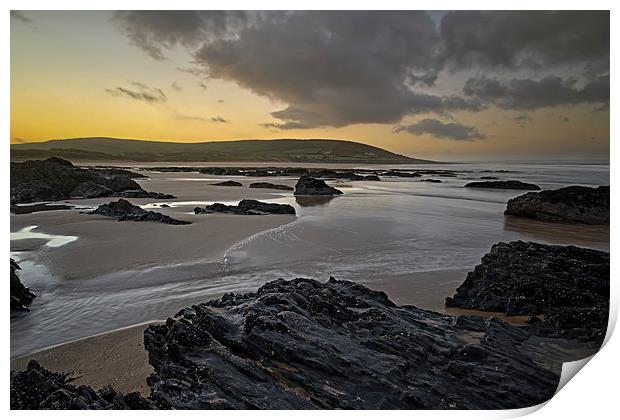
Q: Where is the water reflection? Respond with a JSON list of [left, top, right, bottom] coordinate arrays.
[[503, 215, 609, 251], [294, 196, 336, 207]]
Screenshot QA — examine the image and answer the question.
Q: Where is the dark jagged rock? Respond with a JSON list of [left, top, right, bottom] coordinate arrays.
[[89, 199, 191, 225], [11, 259, 35, 312], [420, 179, 442, 183], [144, 277, 559, 409], [10, 203, 74, 215], [479, 176, 499, 180], [383, 170, 422, 178], [505, 186, 609, 225], [114, 190, 175, 199], [10, 158, 172, 204], [213, 181, 243, 187], [305, 169, 379, 181], [151, 166, 464, 180], [249, 182, 294, 191], [464, 180, 541, 190], [91, 167, 148, 179], [293, 176, 343, 196], [10, 360, 162, 409], [446, 241, 609, 343], [194, 199, 295, 215]]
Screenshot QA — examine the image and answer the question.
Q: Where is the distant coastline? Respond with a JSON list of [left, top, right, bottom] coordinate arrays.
[[11, 137, 434, 164]]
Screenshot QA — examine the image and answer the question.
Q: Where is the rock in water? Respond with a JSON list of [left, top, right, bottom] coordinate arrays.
[[11, 259, 35, 311], [249, 182, 294, 191], [10, 360, 161, 409], [293, 176, 343, 196], [10, 157, 174, 204], [144, 278, 559, 409], [194, 199, 295, 215], [383, 170, 421, 178], [213, 181, 243, 187], [446, 241, 609, 343], [505, 186, 609, 224], [464, 180, 541, 190], [89, 199, 191, 225]]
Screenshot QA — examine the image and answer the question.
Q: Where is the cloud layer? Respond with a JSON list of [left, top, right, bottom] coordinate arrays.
[[105, 82, 167, 103], [112, 11, 609, 132], [395, 119, 486, 141], [463, 75, 609, 110]]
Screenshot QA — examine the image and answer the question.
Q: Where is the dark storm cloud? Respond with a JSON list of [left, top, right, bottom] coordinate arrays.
[[463, 75, 609, 110], [113, 10, 609, 129], [194, 11, 468, 128], [112, 11, 251, 60], [440, 11, 609, 71], [394, 119, 485, 141], [105, 82, 167, 103], [11, 11, 32, 23]]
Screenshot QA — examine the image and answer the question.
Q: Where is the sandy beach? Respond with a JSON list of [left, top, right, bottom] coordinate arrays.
[[11, 322, 160, 395], [11, 171, 297, 280]]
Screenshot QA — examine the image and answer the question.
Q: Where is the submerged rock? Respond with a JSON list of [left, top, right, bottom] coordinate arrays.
[[10, 158, 173, 204], [213, 181, 243, 187], [144, 277, 559, 409], [420, 179, 442, 183], [89, 199, 191, 225], [505, 186, 609, 224], [249, 182, 294, 191], [293, 176, 343, 196], [446, 241, 609, 343], [464, 180, 541, 190], [194, 199, 295, 215], [11, 259, 35, 312], [10, 360, 161, 409]]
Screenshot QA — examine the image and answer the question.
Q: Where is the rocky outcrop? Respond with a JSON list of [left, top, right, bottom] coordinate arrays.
[[213, 181, 243, 187], [383, 170, 421, 178], [144, 277, 559, 409], [446, 241, 609, 343], [464, 180, 541, 190], [10, 360, 161, 409], [11, 259, 35, 312], [249, 182, 294, 191], [89, 199, 191, 225], [293, 176, 343, 196], [420, 179, 442, 183], [152, 166, 464, 180], [505, 186, 609, 224], [194, 199, 295, 215], [10, 158, 173, 204]]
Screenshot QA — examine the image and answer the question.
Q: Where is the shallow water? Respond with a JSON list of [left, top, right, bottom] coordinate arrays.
[[10, 162, 609, 357]]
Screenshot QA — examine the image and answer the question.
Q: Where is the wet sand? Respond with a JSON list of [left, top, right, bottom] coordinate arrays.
[[10, 171, 297, 280], [11, 322, 160, 395]]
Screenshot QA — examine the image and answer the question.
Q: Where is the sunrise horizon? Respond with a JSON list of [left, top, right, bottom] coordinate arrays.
[[10, 10, 610, 162]]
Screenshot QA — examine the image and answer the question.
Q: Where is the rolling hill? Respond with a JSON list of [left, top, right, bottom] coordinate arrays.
[[11, 138, 435, 164]]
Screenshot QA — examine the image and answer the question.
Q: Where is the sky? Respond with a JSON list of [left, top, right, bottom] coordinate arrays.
[[10, 10, 610, 161]]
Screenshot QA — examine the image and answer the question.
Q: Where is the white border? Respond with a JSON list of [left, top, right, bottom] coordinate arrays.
[[3, 2, 617, 418]]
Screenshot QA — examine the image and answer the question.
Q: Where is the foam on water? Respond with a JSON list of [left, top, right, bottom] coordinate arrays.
[[11, 226, 78, 247]]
